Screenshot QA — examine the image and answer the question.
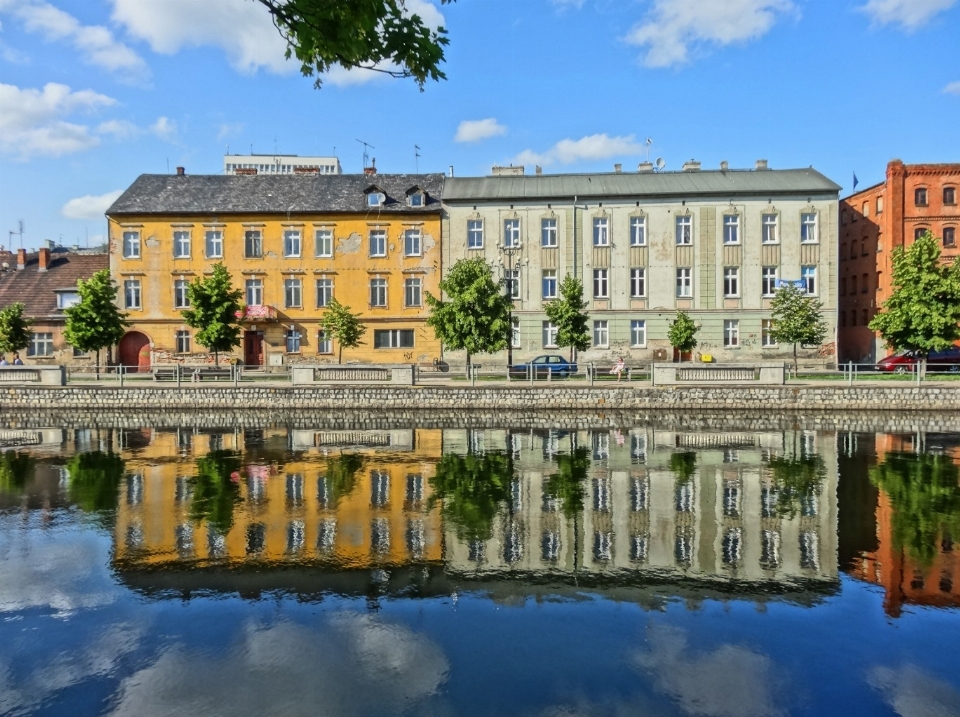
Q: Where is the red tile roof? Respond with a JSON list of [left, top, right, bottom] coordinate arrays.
[[0, 250, 109, 320]]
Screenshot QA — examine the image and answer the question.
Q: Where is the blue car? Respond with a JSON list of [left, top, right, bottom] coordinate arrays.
[[509, 354, 578, 379]]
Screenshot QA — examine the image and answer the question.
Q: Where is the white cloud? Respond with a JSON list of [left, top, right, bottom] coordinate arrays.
[[858, 0, 957, 30], [868, 664, 960, 717], [624, 0, 795, 68], [0, 0, 147, 79], [404, 0, 446, 29], [0, 82, 115, 159], [512, 133, 643, 167], [217, 122, 244, 140], [943, 81, 960, 95], [455, 118, 508, 143], [552, 0, 586, 8], [96, 119, 141, 139], [150, 115, 177, 141], [61, 190, 124, 219]]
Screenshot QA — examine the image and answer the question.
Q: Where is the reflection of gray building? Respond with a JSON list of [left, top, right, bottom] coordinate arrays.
[[442, 428, 838, 587]]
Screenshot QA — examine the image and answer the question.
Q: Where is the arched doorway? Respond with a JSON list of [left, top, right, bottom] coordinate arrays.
[[118, 332, 151, 372]]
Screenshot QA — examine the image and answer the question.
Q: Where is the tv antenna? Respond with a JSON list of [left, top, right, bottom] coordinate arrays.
[[356, 139, 375, 169], [414, 145, 421, 173], [8, 220, 24, 249], [655, 157, 665, 172], [644, 137, 653, 162]]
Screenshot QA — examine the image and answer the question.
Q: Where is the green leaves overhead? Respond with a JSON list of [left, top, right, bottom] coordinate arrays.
[[181, 263, 244, 365], [544, 275, 590, 360], [319, 297, 367, 364], [0, 302, 32, 356], [769, 283, 828, 371]]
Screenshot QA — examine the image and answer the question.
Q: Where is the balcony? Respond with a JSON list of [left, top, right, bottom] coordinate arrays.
[[242, 305, 278, 321]]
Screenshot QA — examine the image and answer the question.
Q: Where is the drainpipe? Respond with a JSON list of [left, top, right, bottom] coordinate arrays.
[[572, 195, 578, 280]]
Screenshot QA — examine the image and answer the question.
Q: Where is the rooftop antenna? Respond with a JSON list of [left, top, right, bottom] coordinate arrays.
[[655, 157, 665, 172], [414, 144, 421, 173], [8, 220, 24, 248], [645, 137, 653, 162], [356, 138, 374, 169]]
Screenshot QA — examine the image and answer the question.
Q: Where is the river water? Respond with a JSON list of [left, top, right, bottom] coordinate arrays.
[[1, 415, 959, 717]]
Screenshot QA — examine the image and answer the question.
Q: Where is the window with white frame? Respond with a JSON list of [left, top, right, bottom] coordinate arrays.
[[370, 277, 387, 307], [762, 214, 779, 243], [723, 215, 739, 244], [404, 277, 422, 307], [542, 321, 558, 348], [761, 319, 777, 347], [173, 279, 190, 308], [374, 329, 414, 348], [511, 316, 520, 348], [284, 278, 302, 308], [369, 229, 387, 257], [723, 319, 739, 347], [316, 277, 333, 308], [503, 218, 521, 248], [631, 319, 646, 347], [467, 219, 483, 249], [244, 230, 262, 258], [245, 278, 263, 306], [593, 320, 608, 347], [801, 265, 817, 295], [367, 191, 384, 208], [723, 266, 739, 297], [404, 228, 421, 256], [315, 228, 333, 257], [205, 230, 223, 258], [541, 218, 557, 247], [122, 231, 140, 259], [801, 213, 818, 243], [173, 230, 191, 258], [285, 328, 301, 353], [761, 266, 778, 296], [676, 267, 692, 297], [27, 332, 53, 357], [124, 279, 141, 309], [505, 269, 520, 299], [593, 268, 608, 298], [408, 192, 424, 207], [175, 330, 190, 354], [317, 330, 332, 354], [593, 217, 609, 246], [542, 269, 557, 299], [630, 267, 645, 297], [675, 215, 692, 245], [630, 216, 646, 246]]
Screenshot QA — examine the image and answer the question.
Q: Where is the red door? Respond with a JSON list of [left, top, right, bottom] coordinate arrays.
[[118, 332, 151, 372], [243, 331, 264, 366]]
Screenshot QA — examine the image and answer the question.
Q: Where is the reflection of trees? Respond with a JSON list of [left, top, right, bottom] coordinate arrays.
[[766, 454, 826, 519], [670, 452, 697, 484], [428, 452, 514, 543], [0, 451, 35, 493], [190, 450, 243, 534], [323, 453, 364, 507], [544, 447, 590, 519], [871, 452, 960, 567], [66, 451, 126, 517]]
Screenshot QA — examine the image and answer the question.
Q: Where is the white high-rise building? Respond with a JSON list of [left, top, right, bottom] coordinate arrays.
[[223, 154, 342, 175]]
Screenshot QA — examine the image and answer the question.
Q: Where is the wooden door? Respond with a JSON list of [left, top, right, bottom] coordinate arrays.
[[243, 332, 264, 366]]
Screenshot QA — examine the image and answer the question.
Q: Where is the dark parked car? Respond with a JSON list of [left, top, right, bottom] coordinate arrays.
[[874, 347, 960, 373], [509, 354, 578, 379]]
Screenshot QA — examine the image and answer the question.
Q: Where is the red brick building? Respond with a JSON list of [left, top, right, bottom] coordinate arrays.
[[838, 160, 960, 363]]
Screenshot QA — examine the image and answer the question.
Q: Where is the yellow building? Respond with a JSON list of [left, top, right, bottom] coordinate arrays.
[[106, 169, 444, 369]]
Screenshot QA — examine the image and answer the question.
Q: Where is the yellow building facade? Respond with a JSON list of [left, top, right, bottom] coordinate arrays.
[[106, 171, 444, 369]]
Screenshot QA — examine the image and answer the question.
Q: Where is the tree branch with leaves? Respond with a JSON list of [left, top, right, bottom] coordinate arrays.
[[181, 263, 244, 366], [544, 275, 591, 361], [63, 269, 129, 377], [0, 302, 32, 360], [769, 283, 828, 371], [667, 311, 698, 362], [319, 297, 367, 363]]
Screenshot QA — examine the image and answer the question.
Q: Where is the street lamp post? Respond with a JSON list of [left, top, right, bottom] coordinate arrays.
[[501, 243, 521, 367]]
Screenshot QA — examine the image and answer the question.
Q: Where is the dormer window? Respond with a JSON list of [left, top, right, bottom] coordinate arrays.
[[409, 193, 424, 207], [367, 192, 384, 207], [56, 291, 80, 309]]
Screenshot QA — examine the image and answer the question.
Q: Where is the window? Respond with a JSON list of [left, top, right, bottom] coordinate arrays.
[[504, 218, 521, 248], [285, 328, 301, 353], [675, 215, 692, 245], [801, 213, 818, 243], [505, 269, 520, 299], [593, 320, 608, 347], [877, 197, 884, 213], [124, 279, 141, 309], [404, 228, 421, 256], [851, 240, 859, 257], [315, 228, 333, 257], [761, 319, 776, 347], [723, 320, 739, 347], [861, 273, 869, 293], [408, 192, 424, 207], [945, 227, 956, 247], [723, 266, 739, 297], [851, 275, 858, 294], [467, 219, 484, 249], [511, 316, 520, 348], [404, 277, 422, 307], [593, 217, 609, 246], [245, 278, 263, 305], [945, 187, 957, 206], [915, 188, 928, 206], [631, 320, 646, 347], [630, 216, 646, 246], [369, 229, 386, 257], [851, 310, 857, 327], [676, 267, 692, 297], [862, 241, 869, 256], [122, 231, 140, 259], [862, 308, 869, 325], [801, 266, 817, 295], [173, 279, 190, 308], [317, 330, 332, 354], [541, 218, 557, 247], [374, 329, 414, 348], [542, 269, 557, 299], [762, 214, 779, 243], [761, 266, 778, 296], [841, 209, 848, 225], [316, 278, 333, 308], [27, 332, 53, 357], [205, 230, 223, 258], [244, 230, 262, 258], [173, 230, 191, 258], [862, 202, 869, 218], [840, 277, 847, 295], [284, 278, 302, 308], [175, 330, 190, 354], [630, 267, 645, 297], [839, 312, 846, 328], [593, 268, 608, 298], [915, 227, 928, 241], [542, 321, 558, 348], [723, 215, 739, 244], [367, 192, 384, 207], [56, 291, 79, 309], [370, 277, 387, 307]]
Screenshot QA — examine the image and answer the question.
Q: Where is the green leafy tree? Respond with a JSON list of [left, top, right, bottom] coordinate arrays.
[[428, 451, 514, 543], [425, 257, 511, 371], [189, 450, 243, 534], [0, 451, 35, 494], [322, 453, 364, 507], [869, 232, 960, 375], [544, 275, 591, 361], [181, 263, 244, 366], [670, 451, 697, 484], [766, 453, 826, 519], [63, 269, 129, 377], [258, 0, 455, 90], [667, 311, 698, 362], [319, 297, 367, 364], [66, 451, 126, 523], [0, 302, 32, 359], [770, 283, 829, 371], [543, 446, 590, 519]]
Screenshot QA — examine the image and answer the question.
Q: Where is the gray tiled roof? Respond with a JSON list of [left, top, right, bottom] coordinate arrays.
[[107, 173, 446, 215], [443, 168, 841, 202]]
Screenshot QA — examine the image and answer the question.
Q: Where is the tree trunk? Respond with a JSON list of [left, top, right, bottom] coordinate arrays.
[[793, 343, 798, 373], [466, 351, 471, 379], [95, 348, 100, 381], [214, 350, 220, 367], [338, 340, 343, 364]]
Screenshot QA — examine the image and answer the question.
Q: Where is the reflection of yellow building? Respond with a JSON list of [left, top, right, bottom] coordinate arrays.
[[106, 171, 444, 369]]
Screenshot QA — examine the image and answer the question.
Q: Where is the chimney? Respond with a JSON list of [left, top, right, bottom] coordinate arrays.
[[448, 165, 455, 177], [176, 166, 185, 176], [614, 163, 622, 173], [45, 239, 56, 249], [536, 165, 543, 175], [235, 167, 258, 175], [638, 162, 654, 173], [491, 165, 525, 176], [16, 248, 26, 270], [755, 159, 769, 170], [364, 158, 378, 176], [720, 160, 729, 171], [682, 160, 701, 172], [38, 247, 50, 271]]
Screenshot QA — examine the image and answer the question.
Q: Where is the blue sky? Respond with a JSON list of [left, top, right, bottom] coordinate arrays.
[[1, 0, 958, 250]]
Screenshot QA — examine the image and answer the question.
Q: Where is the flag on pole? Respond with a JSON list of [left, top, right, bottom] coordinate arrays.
[[852, 172, 859, 191]]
